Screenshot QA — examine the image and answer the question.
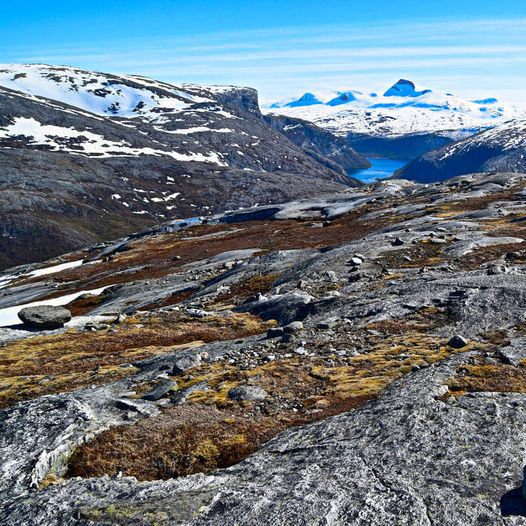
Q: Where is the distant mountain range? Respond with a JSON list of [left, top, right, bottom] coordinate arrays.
[[266, 79, 522, 139], [0, 64, 367, 269]]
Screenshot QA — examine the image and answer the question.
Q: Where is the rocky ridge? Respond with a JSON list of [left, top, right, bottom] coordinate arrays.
[[397, 119, 526, 183], [2, 172, 526, 523]]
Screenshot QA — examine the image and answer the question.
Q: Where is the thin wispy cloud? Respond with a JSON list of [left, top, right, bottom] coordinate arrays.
[[5, 17, 526, 103]]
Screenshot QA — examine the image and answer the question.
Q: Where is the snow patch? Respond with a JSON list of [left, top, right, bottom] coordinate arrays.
[[0, 117, 227, 164], [0, 285, 111, 327]]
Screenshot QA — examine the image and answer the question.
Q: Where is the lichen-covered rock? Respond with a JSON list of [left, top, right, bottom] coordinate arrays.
[[227, 385, 268, 402], [283, 321, 304, 334], [142, 379, 177, 401]]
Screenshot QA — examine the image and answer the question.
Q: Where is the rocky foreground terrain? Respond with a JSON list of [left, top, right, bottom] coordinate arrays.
[[0, 64, 366, 270], [3, 172, 526, 524]]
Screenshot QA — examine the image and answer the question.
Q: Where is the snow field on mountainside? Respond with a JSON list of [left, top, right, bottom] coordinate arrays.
[[0, 116, 227, 164]]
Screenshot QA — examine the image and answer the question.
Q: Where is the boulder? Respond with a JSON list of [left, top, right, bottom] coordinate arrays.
[[348, 257, 363, 266], [237, 292, 314, 324], [17, 306, 72, 329], [448, 335, 469, 349]]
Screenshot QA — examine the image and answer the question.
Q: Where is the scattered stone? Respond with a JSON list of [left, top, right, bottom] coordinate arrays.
[[17, 306, 72, 329], [297, 280, 308, 290], [294, 347, 308, 356], [227, 385, 268, 402], [283, 321, 304, 334], [85, 323, 108, 331], [281, 333, 296, 344], [317, 320, 338, 330], [487, 265, 508, 275], [112, 313, 127, 324], [506, 251, 521, 261], [348, 257, 363, 266], [237, 291, 313, 324], [447, 335, 469, 349], [186, 308, 213, 318]]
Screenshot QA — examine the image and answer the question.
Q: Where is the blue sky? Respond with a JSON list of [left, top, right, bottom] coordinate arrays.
[[2, 1, 526, 103]]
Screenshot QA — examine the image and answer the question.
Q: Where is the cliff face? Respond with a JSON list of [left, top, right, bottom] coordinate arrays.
[[264, 113, 371, 174], [2, 172, 526, 524]]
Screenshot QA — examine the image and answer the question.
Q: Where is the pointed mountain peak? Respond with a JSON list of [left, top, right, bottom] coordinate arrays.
[[282, 92, 325, 107], [326, 90, 362, 106], [384, 79, 431, 98]]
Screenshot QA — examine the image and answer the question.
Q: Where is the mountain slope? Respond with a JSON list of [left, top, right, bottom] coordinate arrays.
[[0, 64, 362, 270], [396, 119, 526, 183]]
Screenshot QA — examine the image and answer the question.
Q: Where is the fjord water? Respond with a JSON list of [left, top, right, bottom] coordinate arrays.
[[351, 158, 408, 183]]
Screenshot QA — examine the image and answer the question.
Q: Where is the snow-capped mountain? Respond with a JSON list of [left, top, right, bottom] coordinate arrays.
[[0, 63, 366, 269], [396, 118, 526, 183], [383, 79, 431, 98], [266, 79, 521, 139], [0, 64, 212, 118]]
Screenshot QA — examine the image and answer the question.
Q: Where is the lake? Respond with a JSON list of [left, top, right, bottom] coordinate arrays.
[[351, 158, 408, 183]]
